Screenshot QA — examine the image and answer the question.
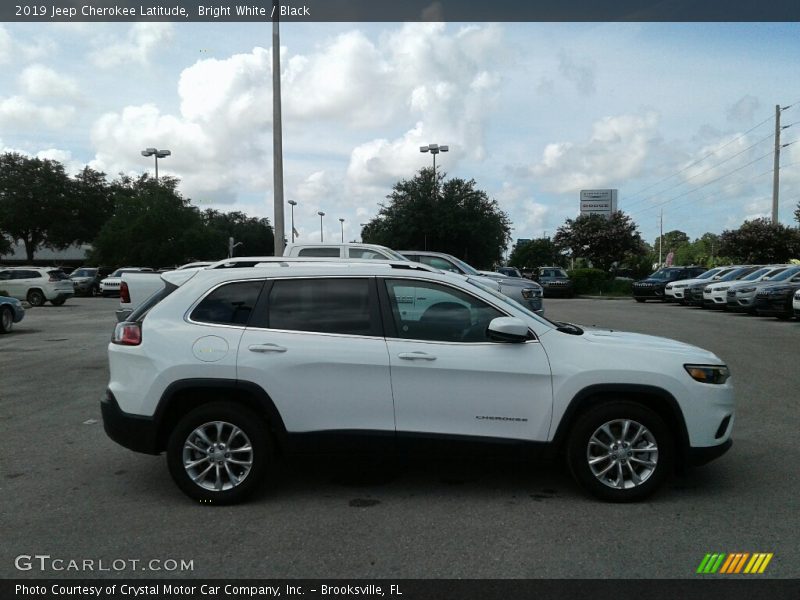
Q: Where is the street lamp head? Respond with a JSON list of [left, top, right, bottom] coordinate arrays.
[[141, 148, 155, 157], [288, 200, 297, 206], [440, 145, 449, 153], [318, 211, 325, 217], [419, 146, 429, 153], [155, 150, 171, 158], [339, 218, 345, 223]]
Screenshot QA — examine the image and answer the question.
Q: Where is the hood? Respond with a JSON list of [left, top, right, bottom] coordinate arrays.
[[634, 278, 669, 285], [581, 327, 720, 361]]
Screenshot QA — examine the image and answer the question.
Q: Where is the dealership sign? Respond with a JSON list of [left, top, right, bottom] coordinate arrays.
[[580, 189, 618, 218]]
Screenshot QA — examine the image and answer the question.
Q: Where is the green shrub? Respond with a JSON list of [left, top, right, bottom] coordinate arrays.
[[567, 268, 608, 295], [600, 279, 633, 296]]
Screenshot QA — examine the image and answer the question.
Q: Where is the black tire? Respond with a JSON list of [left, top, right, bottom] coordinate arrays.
[[0, 306, 13, 333], [27, 289, 45, 307], [167, 402, 271, 505], [50, 297, 66, 306], [634, 298, 646, 303], [91, 285, 100, 297], [567, 401, 673, 502]]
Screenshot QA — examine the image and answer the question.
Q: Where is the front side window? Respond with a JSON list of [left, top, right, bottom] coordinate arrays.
[[267, 278, 376, 336], [190, 280, 264, 326], [385, 279, 504, 343]]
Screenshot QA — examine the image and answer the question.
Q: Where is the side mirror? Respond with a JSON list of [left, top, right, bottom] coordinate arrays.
[[487, 317, 529, 343]]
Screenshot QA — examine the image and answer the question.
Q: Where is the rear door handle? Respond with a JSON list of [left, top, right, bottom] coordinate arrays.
[[398, 352, 437, 361], [248, 344, 287, 353]]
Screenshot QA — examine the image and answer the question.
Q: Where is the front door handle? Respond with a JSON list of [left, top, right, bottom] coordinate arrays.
[[398, 352, 437, 361], [248, 343, 287, 353]]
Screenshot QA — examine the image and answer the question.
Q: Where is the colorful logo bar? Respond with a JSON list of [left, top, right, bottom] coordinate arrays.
[[696, 553, 773, 574]]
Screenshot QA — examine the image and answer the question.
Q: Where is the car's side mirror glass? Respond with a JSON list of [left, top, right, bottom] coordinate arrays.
[[487, 317, 529, 343]]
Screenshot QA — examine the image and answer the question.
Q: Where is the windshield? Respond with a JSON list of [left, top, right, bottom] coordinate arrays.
[[466, 276, 556, 328], [649, 268, 683, 280], [697, 268, 724, 280], [768, 266, 800, 282], [444, 255, 479, 276], [541, 268, 568, 278], [741, 267, 770, 281], [718, 267, 755, 281], [71, 268, 97, 277]]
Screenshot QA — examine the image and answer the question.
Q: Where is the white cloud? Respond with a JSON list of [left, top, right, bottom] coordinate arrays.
[[558, 50, 596, 95], [531, 112, 660, 193], [0, 24, 55, 64], [0, 96, 75, 129], [726, 95, 760, 123], [19, 65, 80, 100], [90, 23, 174, 68]]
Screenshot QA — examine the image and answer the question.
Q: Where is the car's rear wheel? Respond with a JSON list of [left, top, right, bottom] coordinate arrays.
[[567, 402, 673, 502], [0, 306, 13, 333], [27, 289, 45, 307], [167, 402, 270, 505]]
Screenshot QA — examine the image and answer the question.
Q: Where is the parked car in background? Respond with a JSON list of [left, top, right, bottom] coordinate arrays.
[[727, 266, 800, 314], [0, 295, 25, 333], [793, 289, 800, 319], [702, 266, 761, 308], [70, 267, 104, 296], [400, 251, 544, 315], [100, 268, 153, 297], [0, 267, 75, 306], [632, 266, 707, 302], [103, 261, 733, 504], [665, 267, 729, 304], [283, 243, 407, 261], [753, 273, 800, 320], [535, 267, 574, 298], [703, 265, 779, 310], [684, 266, 753, 307], [496, 266, 522, 278]]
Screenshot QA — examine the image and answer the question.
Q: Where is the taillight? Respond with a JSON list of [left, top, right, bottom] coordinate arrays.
[[113, 322, 141, 346], [120, 281, 130, 303]]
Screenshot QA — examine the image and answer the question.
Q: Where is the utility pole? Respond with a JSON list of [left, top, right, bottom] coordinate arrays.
[[659, 209, 663, 267], [272, 0, 285, 257], [772, 104, 781, 224]]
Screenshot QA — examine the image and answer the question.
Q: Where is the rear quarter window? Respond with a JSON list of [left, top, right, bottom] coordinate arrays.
[[190, 281, 265, 326], [297, 247, 341, 257]]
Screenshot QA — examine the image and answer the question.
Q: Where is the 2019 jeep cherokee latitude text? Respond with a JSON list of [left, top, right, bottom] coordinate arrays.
[[102, 262, 734, 504]]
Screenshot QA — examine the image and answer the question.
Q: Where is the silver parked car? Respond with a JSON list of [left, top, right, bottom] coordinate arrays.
[[727, 266, 800, 313], [400, 251, 544, 315]]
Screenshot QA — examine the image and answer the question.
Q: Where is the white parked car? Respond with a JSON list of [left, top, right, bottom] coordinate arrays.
[[665, 267, 728, 303], [100, 267, 153, 297], [103, 262, 734, 504], [0, 266, 75, 306]]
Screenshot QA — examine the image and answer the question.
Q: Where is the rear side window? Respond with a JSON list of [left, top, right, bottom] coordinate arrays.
[[297, 247, 341, 257], [266, 278, 376, 336], [191, 281, 264, 326]]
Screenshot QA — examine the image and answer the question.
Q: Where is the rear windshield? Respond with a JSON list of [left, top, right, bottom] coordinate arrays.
[[71, 268, 97, 277], [47, 270, 70, 280], [127, 283, 177, 322]]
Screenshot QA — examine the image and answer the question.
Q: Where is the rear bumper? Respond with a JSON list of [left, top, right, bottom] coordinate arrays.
[[101, 389, 159, 455], [687, 439, 733, 466]]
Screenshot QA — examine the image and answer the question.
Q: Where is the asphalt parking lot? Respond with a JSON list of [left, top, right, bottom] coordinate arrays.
[[1, 296, 798, 579]]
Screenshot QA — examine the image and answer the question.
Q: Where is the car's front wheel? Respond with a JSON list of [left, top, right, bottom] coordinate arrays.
[[0, 306, 13, 333], [567, 402, 673, 502], [167, 402, 271, 505]]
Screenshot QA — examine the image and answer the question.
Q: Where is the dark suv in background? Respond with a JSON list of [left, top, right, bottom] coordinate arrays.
[[535, 267, 574, 297], [632, 266, 707, 302]]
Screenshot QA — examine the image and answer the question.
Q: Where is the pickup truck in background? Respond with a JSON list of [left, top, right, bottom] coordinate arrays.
[[117, 263, 213, 321]]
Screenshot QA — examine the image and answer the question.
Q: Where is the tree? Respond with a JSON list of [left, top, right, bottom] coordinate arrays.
[[201, 210, 274, 258], [795, 200, 800, 225], [90, 175, 214, 267], [0, 153, 73, 261], [653, 230, 690, 258], [361, 168, 511, 268], [553, 211, 646, 272], [508, 237, 564, 269], [717, 218, 800, 263]]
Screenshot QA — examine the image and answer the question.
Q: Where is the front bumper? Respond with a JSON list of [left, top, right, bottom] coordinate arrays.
[[541, 283, 573, 297], [101, 389, 160, 455], [753, 296, 792, 316], [687, 439, 733, 466], [632, 285, 665, 299]]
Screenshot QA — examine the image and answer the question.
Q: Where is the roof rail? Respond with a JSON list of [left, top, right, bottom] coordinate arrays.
[[208, 256, 439, 273]]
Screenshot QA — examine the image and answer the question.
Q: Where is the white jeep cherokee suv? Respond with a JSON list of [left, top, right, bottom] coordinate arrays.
[[102, 261, 734, 504]]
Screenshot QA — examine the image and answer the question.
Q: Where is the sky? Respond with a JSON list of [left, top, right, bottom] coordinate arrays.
[[1, 19, 799, 251]]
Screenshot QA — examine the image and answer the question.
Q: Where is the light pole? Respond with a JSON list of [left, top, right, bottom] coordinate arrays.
[[288, 200, 297, 243], [318, 211, 325, 242], [419, 143, 448, 195], [339, 218, 345, 242], [140, 147, 171, 182]]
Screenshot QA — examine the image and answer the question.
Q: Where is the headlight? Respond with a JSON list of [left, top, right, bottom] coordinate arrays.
[[716, 286, 729, 292], [739, 287, 756, 293], [684, 364, 730, 385], [703, 287, 712, 293], [521, 288, 541, 299], [768, 287, 790, 295], [675, 284, 687, 289]]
